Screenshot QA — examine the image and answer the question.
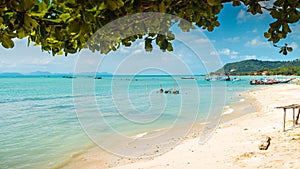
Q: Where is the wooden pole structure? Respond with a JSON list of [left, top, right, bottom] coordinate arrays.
[[296, 108, 300, 125], [293, 108, 295, 127], [283, 108, 286, 132]]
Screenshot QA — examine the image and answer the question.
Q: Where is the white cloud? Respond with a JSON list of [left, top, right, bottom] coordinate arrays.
[[217, 48, 239, 60], [237, 10, 252, 23], [245, 37, 271, 48], [224, 37, 240, 42], [120, 47, 130, 53], [210, 51, 218, 56], [291, 25, 300, 40], [31, 57, 54, 65], [218, 48, 239, 56], [219, 48, 231, 55], [244, 55, 257, 60], [195, 38, 211, 43], [132, 49, 143, 54], [237, 8, 268, 23], [259, 0, 276, 9], [291, 42, 298, 49], [231, 51, 239, 55], [230, 55, 238, 59], [252, 28, 258, 33]]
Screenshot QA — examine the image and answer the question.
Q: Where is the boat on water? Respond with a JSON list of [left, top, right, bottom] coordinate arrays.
[[181, 77, 194, 80], [232, 77, 241, 82], [205, 75, 233, 81], [62, 76, 75, 78], [277, 79, 292, 83], [250, 78, 291, 85]]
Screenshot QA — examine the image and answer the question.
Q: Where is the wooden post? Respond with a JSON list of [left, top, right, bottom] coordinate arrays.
[[293, 108, 295, 127], [296, 108, 300, 125], [283, 108, 286, 132]]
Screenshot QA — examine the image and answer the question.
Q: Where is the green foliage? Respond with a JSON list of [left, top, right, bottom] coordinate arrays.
[[267, 65, 300, 75], [217, 59, 300, 75], [264, 0, 300, 46], [0, 0, 299, 56]]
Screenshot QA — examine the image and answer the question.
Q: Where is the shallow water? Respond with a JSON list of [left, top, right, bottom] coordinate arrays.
[[0, 75, 265, 169]]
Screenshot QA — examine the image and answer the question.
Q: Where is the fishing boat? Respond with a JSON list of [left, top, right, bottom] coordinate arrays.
[[250, 79, 278, 85], [62, 76, 75, 78], [276, 79, 291, 83], [181, 77, 194, 80], [250, 78, 291, 85], [205, 75, 231, 81]]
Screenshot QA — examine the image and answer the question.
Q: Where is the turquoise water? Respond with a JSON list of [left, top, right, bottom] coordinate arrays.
[[0, 76, 261, 169]]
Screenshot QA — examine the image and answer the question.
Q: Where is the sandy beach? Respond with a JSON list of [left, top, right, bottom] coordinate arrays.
[[61, 84, 300, 169]]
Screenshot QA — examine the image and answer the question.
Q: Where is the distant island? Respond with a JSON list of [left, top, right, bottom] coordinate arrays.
[[0, 72, 113, 77], [216, 59, 300, 76]]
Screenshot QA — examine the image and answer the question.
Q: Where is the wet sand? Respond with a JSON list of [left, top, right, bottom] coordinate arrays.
[[60, 84, 300, 169]]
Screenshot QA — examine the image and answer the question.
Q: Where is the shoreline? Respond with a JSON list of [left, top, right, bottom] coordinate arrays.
[[58, 85, 261, 169], [59, 84, 300, 169], [109, 84, 300, 169]]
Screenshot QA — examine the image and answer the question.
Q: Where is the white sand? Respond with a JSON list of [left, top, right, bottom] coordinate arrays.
[[62, 84, 300, 169]]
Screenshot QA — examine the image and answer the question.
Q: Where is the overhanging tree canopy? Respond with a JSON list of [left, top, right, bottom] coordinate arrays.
[[0, 0, 299, 56]]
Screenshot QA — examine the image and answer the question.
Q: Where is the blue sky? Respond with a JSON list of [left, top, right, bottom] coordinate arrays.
[[0, 3, 299, 74]]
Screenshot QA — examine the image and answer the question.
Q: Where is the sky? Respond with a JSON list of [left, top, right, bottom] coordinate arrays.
[[0, 3, 299, 74]]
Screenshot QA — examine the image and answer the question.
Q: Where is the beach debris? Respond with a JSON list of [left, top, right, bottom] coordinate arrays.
[[235, 152, 255, 162], [259, 136, 271, 150]]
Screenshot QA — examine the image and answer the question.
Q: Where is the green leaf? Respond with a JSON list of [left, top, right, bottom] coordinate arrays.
[[283, 48, 287, 55], [24, 14, 39, 31], [282, 23, 291, 33], [264, 32, 271, 38], [233, 1, 241, 6], [105, 0, 124, 11], [274, 0, 284, 6], [98, 2, 106, 10], [23, 0, 35, 11], [287, 13, 299, 23], [159, 2, 166, 13], [17, 27, 26, 38], [60, 13, 71, 22], [166, 42, 173, 51], [65, 2, 78, 8], [1, 35, 14, 48], [43, 18, 62, 23], [31, 1, 48, 13], [207, 0, 220, 6], [270, 10, 279, 18], [44, 0, 50, 5], [145, 38, 153, 52]]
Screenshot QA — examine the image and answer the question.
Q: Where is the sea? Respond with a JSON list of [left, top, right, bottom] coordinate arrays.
[[0, 75, 273, 169]]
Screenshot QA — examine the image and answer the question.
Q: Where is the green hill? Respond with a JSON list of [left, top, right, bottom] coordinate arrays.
[[216, 59, 300, 75]]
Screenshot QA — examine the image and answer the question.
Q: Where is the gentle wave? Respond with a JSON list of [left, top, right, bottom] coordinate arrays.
[[133, 132, 149, 139], [223, 106, 234, 115]]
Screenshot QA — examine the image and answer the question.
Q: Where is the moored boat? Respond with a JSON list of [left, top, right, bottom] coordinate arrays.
[[250, 78, 291, 85]]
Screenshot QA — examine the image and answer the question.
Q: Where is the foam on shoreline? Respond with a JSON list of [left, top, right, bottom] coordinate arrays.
[[223, 106, 234, 115], [57, 87, 262, 169]]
